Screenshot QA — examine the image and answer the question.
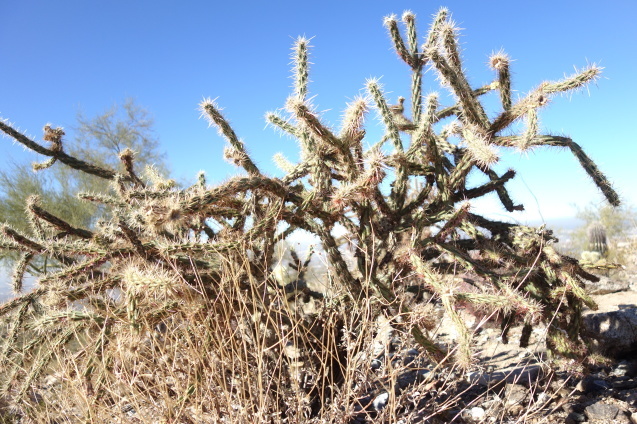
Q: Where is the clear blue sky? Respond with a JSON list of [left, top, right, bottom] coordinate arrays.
[[1, 1, 635, 225]]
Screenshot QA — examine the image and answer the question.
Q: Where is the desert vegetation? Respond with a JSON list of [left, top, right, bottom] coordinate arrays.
[[0, 8, 623, 423]]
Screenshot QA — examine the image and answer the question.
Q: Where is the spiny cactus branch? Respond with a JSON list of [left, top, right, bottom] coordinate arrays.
[[0, 120, 124, 180], [200, 99, 261, 176], [27, 196, 94, 239]]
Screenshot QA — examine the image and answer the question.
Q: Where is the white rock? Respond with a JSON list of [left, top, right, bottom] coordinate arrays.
[[470, 406, 486, 421], [373, 392, 389, 411]]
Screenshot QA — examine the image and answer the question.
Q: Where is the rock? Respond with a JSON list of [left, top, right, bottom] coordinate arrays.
[[584, 276, 630, 295], [396, 368, 430, 390], [584, 401, 620, 421], [354, 395, 373, 413], [504, 383, 527, 406], [630, 412, 637, 424], [611, 360, 637, 378], [612, 378, 637, 390], [372, 392, 389, 411], [582, 297, 637, 357], [468, 406, 485, 421], [576, 376, 610, 394], [566, 411, 586, 423], [466, 364, 541, 386]]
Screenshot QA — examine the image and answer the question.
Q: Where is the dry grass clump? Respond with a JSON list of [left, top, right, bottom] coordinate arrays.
[[0, 249, 469, 423]]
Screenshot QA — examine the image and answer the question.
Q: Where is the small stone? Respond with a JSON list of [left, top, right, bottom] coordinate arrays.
[[576, 376, 610, 394], [397, 371, 417, 390], [612, 378, 637, 389], [611, 360, 633, 377], [585, 401, 619, 421], [536, 391, 553, 406], [469, 407, 485, 421], [355, 395, 372, 412], [372, 392, 389, 411], [566, 411, 586, 422], [508, 404, 523, 416], [630, 412, 637, 424], [504, 383, 527, 406]]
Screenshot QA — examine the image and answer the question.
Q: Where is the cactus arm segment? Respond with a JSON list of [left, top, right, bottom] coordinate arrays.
[[0, 120, 122, 180], [451, 168, 516, 204], [27, 196, 94, 239], [200, 99, 261, 176], [384, 14, 414, 67], [292, 37, 311, 101]]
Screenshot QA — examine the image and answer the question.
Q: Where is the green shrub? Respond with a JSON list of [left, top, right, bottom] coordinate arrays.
[[0, 8, 618, 422]]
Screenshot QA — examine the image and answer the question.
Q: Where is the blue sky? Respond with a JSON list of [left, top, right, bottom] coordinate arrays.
[[1, 0, 635, 225]]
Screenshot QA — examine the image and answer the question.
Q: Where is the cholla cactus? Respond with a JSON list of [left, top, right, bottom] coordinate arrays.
[[0, 8, 619, 419]]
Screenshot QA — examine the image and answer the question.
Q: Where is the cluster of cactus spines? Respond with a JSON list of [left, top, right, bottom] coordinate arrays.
[[0, 8, 620, 407]]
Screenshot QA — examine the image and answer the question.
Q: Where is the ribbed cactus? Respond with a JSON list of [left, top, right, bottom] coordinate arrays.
[[0, 8, 619, 419], [587, 221, 608, 256]]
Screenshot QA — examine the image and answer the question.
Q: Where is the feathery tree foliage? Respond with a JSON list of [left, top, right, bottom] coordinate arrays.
[[0, 99, 167, 274]]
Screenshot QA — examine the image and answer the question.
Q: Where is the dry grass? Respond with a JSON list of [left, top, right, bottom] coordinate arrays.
[[0, 251, 461, 423], [0, 246, 592, 423]]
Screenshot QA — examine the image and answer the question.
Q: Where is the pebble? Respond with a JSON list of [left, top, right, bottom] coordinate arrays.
[[372, 392, 389, 411], [611, 361, 633, 377], [469, 406, 485, 421], [566, 411, 586, 422], [576, 376, 610, 394], [536, 391, 551, 406], [585, 401, 620, 421], [504, 383, 527, 406]]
